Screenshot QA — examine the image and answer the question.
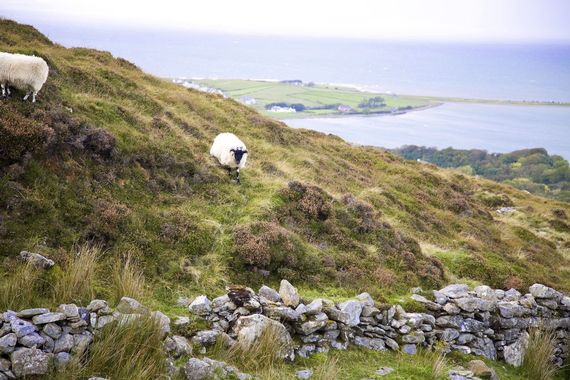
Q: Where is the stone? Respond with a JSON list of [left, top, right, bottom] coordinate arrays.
[[55, 352, 71, 371], [460, 318, 486, 333], [376, 367, 394, 376], [356, 292, 374, 307], [467, 359, 499, 380], [164, 335, 192, 358], [353, 336, 386, 351], [16, 308, 49, 318], [497, 302, 525, 318], [385, 337, 399, 350], [503, 331, 529, 367], [305, 299, 323, 315], [433, 290, 448, 304], [57, 304, 80, 319], [72, 332, 93, 356], [32, 312, 66, 325], [0, 358, 10, 371], [117, 297, 148, 314], [184, 357, 252, 380], [448, 369, 476, 380], [296, 369, 313, 379], [151, 311, 171, 338], [19, 251, 54, 269], [265, 306, 300, 322], [402, 344, 417, 355], [0, 333, 17, 354], [174, 316, 190, 326], [439, 284, 469, 299], [436, 315, 463, 329], [192, 330, 224, 347], [441, 328, 460, 342], [19, 332, 46, 348], [259, 285, 281, 303], [474, 285, 497, 301], [297, 344, 316, 358], [10, 319, 36, 338], [177, 296, 192, 307], [54, 333, 74, 353], [86, 299, 108, 312], [279, 280, 300, 307], [96, 315, 116, 329], [234, 314, 294, 360], [444, 303, 461, 315], [402, 331, 425, 344], [457, 333, 475, 345], [189, 295, 211, 316], [297, 314, 328, 335], [324, 307, 351, 325], [529, 283, 560, 299], [10, 347, 51, 377], [519, 294, 537, 309], [337, 300, 362, 327]]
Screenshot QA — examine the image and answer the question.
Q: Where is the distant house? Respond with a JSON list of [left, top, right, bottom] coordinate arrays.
[[238, 96, 256, 105], [280, 79, 303, 86], [338, 105, 352, 113], [269, 106, 296, 113]]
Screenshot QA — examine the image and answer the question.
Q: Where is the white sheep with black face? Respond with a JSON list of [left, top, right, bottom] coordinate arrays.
[[210, 132, 249, 184], [0, 52, 49, 102]]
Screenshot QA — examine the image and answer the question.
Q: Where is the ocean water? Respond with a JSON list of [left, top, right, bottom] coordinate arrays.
[[286, 103, 570, 159], [30, 23, 570, 102]]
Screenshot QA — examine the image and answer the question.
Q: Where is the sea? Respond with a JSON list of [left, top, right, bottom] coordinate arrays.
[[24, 22, 570, 159]]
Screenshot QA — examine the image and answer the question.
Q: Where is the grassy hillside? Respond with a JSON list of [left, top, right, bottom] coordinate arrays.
[[1, 19, 570, 316]]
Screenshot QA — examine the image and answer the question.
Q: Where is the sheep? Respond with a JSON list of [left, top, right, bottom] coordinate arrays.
[[0, 52, 49, 102], [210, 132, 249, 184]]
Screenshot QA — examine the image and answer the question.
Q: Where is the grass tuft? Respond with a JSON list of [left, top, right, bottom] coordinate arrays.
[[0, 263, 45, 310], [52, 245, 99, 305], [111, 252, 146, 304], [521, 327, 558, 380]]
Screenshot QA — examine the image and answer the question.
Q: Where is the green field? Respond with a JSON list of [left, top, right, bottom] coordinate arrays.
[[192, 79, 570, 119], [193, 79, 438, 118]]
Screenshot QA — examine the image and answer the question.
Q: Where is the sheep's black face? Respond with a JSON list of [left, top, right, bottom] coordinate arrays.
[[231, 147, 248, 164]]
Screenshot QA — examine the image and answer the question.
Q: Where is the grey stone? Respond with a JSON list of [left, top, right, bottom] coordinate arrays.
[[353, 336, 386, 351], [265, 306, 300, 321], [72, 332, 93, 356], [385, 337, 399, 350], [19, 251, 54, 269], [433, 290, 448, 304], [305, 299, 323, 315], [297, 314, 328, 335], [54, 333, 74, 353], [16, 308, 49, 318], [18, 332, 45, 348], [192, 330, 223, 347], [117, 297, 147, 314], [86, 299, 108, 312], [189, 295, 211, 316], [10, 347, 51, 377], [503, 331, 529, 367], [444, 303, 461, 315], [376, 367, 394, 376], [402, 331, 425, 344], [164, 335, 192, 358], [296, 369, 313, 379], [151, 310, 171, 338], [32, 312, 66, 325], [356, 292, 374, 307], [457, 333, 475, 345], [436, 315, 463, 329], [0, 358, 10, 372], [324, 307, 351, 325], [402, 344, 417, 355], [96, 315, 116, 329], [337, 300, 362, 327], [474, 285, 497, 301], [297, 344, 316, 358], [497, 302, 525, 318], [259, 285, 281, 303], [0, 333, 17, 354], [441, 328, 460, 342], [55, 352, 71, 371], [439, 284, 469, 299], [503, 288, 521, 302], [279, 280, 300, 307], [529, 283, 560, 299], [467, 359, 499, 380], [234, 314, 294, 360], [57, 304, 79, 320], [10, 318, 36, 337], [459, 318, 486, 333], [519, 294, 537, 309]]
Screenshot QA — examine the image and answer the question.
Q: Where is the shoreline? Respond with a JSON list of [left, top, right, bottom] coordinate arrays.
[[275, 103, 443, 120]]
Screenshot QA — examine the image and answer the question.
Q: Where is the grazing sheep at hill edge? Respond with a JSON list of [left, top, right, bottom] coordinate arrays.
[[0, 52, 49, 102], [210, 133, 248, 184]]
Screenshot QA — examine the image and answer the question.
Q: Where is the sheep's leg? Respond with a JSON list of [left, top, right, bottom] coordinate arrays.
[[1, 83, 5, 97], [6, 86, 11, 96], [236, 168, 241, 185], [32, 92, 37, 103], [23, 92, 30, 101], [227, 167, 232, 177]]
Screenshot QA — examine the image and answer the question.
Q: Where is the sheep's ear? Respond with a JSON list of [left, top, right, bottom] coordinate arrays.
[[243, 150, 248, 154], [230, 149, 235, 153]]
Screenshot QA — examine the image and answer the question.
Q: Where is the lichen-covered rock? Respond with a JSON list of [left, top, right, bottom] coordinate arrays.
[[353, 336, 386, 351], [467, 359, 499, 380], [16, 308, 49, 318], [10, 347, 51, 377], [337, 300, 362, 327], [234, 314, 294, 360], [86, 299, 108, 312], [32, 312, 66, 325], [279, 280, 300, 307], [19, 251, 54, 269], [164, 335, 192, 358], [0, 333, 17, 354], [116, 297, 147, 314], [184, 357, 252, 380], [296, 369, 313, 379], [503, 331, 529, 367], [189, 295, 211, 316], [440, 284, 469, 299], [259, 285, 281, 303], [529, 284, 560, 299]]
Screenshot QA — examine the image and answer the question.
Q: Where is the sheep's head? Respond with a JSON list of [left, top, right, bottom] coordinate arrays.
[[230, 147, 248, 164]]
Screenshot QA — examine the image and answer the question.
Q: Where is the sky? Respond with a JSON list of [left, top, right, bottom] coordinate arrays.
[[1, 0, 570, 42]]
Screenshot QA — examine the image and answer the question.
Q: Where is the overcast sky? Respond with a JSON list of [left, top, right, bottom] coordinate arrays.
[[2, 0, 570, 42]]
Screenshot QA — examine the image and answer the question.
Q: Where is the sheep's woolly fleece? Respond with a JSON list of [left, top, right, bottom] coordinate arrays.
[[210, 132, 248, 169], [0, 52, 49, 101]]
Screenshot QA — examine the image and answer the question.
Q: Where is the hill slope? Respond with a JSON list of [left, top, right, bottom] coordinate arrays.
[[1, 20, 569, 311]]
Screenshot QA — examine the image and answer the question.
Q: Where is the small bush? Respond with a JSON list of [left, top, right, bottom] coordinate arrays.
[[521, 328, 558, 380], [52, 245, 98, 305], [285, 181, 333, 221]]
